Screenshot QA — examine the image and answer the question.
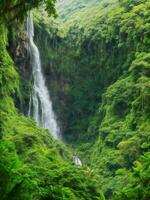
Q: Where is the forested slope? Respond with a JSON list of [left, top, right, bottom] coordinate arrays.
[[0, 1, 103, 200], [0, 0, 150, 199], [33, 0, 150, 199], [56, 0, 99, 21]]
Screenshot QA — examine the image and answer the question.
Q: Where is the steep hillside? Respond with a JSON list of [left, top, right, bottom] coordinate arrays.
[[0, 2, 103, 200], [34, 0, 150, 140], [32, 0, 150, 199], [56, 0, 99, 21], [0, 0, 150, 199]]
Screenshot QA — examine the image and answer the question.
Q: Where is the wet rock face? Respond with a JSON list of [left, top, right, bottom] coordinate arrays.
[[8, 26, 31, 79], [15, 32, 28, 71], [7, 24, 67, 128], [7, 25, 31, 115], [7, 23, 68, 134]]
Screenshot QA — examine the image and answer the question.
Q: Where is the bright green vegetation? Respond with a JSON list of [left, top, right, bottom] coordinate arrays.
[[0, 2, 103, 200], [56, 0, 99, 21], [0, 0, 56, 24], [33, 0, 150, 199], [85, 52, 150, 199], [0, 0, 150, 199]]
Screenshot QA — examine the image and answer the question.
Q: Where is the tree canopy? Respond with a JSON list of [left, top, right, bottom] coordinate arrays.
[[0, 0, 56, 23]]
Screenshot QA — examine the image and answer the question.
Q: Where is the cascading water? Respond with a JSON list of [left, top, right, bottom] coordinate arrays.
[[73, 156, 82, 166], [27, 12, 60, 139], [27, 11, 82, 166]]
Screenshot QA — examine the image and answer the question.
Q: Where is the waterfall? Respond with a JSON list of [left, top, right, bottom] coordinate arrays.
[[27, 12, 60, 139], [73, 156, 82, 166], [27, 11, 82, 166]]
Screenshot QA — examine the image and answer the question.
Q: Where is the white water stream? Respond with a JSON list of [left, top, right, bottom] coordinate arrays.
[[27, 11, 82, 166], [27, 12, 60, 139]]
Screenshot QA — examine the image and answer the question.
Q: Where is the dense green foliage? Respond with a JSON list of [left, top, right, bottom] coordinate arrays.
[[0, 25, 103, 200], [0, 0, 56, 24], [0, 0, 150, 199], [84, 52, 150, 199], [32, 0, 150, 199], [0, 2, 103, 200], [56, 0, 99, 21], [35, 0, 150, 139]]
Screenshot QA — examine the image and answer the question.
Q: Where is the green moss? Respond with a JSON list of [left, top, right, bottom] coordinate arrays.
[[0, 24, 19, 97]]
